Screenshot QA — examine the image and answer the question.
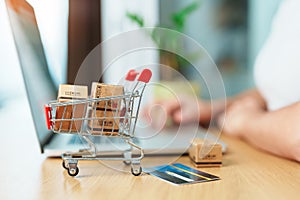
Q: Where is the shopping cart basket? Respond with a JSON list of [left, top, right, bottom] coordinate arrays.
[[44, 69, 152, 176]]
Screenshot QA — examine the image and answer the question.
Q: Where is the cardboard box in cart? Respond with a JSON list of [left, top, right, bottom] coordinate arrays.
[[88, 83, 124, 135], [90, 82, 124, 110], [54, 84, 88, 132], [87, 110, 120, 135]]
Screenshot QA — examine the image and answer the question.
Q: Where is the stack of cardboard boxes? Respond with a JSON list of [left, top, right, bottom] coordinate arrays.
[[54, 83, 124, 135], [88, 83, 124, 135]]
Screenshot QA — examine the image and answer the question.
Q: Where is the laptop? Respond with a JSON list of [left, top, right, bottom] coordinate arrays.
[[5, 0, 226, 157]]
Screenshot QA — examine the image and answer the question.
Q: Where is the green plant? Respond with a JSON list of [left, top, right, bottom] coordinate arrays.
[[127, 1, 199, 32], [171, 2, 200, 32], [126, 1, 201, 79], [126, 1, 200, 48]]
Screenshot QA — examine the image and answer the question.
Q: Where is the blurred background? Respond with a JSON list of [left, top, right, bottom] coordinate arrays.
[[0, 0, 282, 127]]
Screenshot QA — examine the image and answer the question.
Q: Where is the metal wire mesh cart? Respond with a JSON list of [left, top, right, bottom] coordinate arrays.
[[44, 69, 152, 176]]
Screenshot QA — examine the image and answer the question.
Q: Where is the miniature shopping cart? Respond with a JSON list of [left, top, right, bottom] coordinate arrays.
[[44, 69, 152, 177]]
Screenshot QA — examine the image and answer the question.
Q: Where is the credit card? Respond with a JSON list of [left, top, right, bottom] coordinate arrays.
[[144, 163, 220, 185]]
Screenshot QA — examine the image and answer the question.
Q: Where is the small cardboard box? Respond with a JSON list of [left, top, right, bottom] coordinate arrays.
[[90, 82, 124, 110], [54, 84, 88, 132], [87, 109, 120, 135], [189, 138, 222, 167], [58, 84, 88, 99]]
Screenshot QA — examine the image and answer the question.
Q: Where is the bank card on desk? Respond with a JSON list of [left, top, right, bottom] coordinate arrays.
[[144, 163, 220, 185]]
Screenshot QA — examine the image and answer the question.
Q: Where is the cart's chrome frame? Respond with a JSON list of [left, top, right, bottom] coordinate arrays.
[[44, 69, 152, 176]]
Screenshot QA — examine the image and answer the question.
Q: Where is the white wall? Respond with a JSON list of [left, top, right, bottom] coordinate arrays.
[[101, 0, 159, 85]]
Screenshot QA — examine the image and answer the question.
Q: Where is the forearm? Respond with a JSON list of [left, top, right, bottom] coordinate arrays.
[[207, 88, 266, 121], [229, 88, 267, 109], [242, 102, 300, 161]]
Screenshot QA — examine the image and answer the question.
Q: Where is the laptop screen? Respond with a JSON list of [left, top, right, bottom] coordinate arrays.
[[5, 0, 58, 152]]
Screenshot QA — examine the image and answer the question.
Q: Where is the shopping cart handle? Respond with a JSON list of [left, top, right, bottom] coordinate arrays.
[[137, 69, 152, 83], [44, 105, 52, 130], [125, 69, 139, 81]]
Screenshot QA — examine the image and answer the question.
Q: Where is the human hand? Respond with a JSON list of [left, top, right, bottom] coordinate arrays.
[[142, 95, 212, 129], [217, 97, 265, 137]]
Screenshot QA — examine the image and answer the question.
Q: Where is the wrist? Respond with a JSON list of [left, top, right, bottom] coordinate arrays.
[[239, 110, 266, 138]]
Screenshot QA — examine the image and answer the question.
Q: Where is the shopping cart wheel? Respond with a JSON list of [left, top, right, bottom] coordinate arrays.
[[68, 167, 79, 177], [62, 160, 68, 170], [131, 166, 142, 176]]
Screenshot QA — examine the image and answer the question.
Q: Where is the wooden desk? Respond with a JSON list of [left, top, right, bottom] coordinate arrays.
[[1, 129, 300, 200]]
